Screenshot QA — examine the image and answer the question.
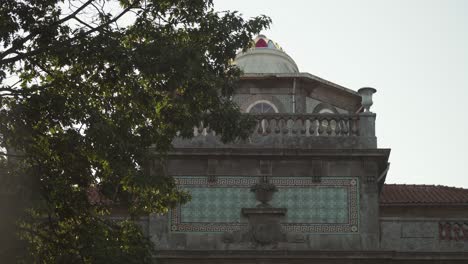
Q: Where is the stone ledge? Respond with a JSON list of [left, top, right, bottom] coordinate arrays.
[[172, 135, 377, 149], [165, 147, 391, 157], [154, 249, 468, 260]]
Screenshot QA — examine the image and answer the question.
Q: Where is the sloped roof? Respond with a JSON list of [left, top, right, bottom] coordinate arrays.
[[380, 184, 468, 206], [241, 72, 360, 96]]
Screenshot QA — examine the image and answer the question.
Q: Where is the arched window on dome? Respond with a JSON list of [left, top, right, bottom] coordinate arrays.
[[318, 108, 334, 114], [312, 103, 338, 114], [247, 100, 278, 114]]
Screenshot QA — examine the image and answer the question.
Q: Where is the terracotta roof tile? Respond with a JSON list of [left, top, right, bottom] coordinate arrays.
[[380, 184, 468, 205]]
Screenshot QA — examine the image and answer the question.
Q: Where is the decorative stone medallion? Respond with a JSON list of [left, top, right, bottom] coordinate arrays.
[[242, 207, 287, 246]]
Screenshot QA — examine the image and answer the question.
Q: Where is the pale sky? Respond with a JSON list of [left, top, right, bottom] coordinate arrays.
[[215, 0, 468, 188]]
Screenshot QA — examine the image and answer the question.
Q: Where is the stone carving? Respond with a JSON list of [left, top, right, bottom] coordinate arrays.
[[240, 177, 287, 247], [439, 222, 468, 241], [242, 207, 287, 246]]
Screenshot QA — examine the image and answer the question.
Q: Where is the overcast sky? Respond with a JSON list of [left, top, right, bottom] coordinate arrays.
[[215, 0, 468, 188]]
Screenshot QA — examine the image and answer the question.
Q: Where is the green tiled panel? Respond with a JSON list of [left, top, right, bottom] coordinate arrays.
[[181, 187, 256, 223], [180, 185, 348, 224], [273, 187, 348, 223]]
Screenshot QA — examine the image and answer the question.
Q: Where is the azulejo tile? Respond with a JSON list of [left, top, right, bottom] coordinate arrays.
[[170, 176, 359, 233]]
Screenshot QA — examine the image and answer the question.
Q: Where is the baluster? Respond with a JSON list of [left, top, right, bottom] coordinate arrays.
[[281, 118, 289, 134], [276, 118, 284, 134], [333, 119, 341, 136], [291, 116, 297, 134], [317, 117, 325, 136], [342, 119, 349, 136], [292, 117, 302, 134], [269, 118, 277, 135], [309, 118, 317, 136], [286, 118, 294, 135], [351, 116, 359, 136], [256, 118, 263, 135], [263, 118, 270, 135], [198, 122, 204, 135], [274, 117, 281, 134], [304, 119, 310, 136], [300, 117, 307, 135], [326, 118, 333, 135], [313, 118, 320, 136]]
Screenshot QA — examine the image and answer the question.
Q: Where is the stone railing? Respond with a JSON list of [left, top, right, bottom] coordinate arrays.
[[193, 114, 365, 137], [178, 113, 376, 149], [251, 114, 360, 137]]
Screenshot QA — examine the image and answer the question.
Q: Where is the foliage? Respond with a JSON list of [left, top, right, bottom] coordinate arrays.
[[0, 0, 270, 262]]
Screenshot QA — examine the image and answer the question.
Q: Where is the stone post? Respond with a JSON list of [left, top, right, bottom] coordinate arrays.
[[358, 112, 376, 137], [358, 112, 377, 148]]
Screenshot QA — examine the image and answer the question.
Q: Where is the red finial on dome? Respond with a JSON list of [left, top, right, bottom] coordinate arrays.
[[255, 38, 268, 48]]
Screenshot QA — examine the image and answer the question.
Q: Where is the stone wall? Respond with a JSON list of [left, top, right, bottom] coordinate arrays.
[[380, 217, 468, 252], [146, 149, 388, 252]]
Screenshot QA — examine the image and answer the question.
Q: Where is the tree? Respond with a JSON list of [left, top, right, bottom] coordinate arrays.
[[0, 0, 270, 262]]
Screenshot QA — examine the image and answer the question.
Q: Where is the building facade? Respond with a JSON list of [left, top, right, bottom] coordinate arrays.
[[143, 36, 468, 263]]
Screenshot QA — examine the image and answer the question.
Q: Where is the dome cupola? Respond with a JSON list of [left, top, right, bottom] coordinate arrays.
[[234, 35, 299, 74]]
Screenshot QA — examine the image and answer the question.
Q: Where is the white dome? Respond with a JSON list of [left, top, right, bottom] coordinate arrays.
[[233, 35, 299, 74]]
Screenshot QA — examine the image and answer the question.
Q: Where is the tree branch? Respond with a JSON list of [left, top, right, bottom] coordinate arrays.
[[1, 4, 136, 65], [0, 0, 95, 60], [0, 87, 19, 93], [18, 226, 62, 246], [0, 151, 26, 158], [72, 16, 97, 31]]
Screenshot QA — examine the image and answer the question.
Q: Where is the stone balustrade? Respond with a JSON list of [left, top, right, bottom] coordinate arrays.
[[176, 113, 376, 149], [193, 114, 362, 137], [251, 113, 360, 137]]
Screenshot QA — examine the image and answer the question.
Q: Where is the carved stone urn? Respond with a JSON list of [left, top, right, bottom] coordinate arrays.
[[358, 87, 377, 112], [250, 179, 278, 207]]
